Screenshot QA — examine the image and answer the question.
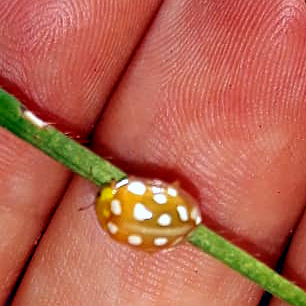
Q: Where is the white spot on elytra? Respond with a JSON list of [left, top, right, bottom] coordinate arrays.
[[116, 178, 129, 189], [168, 187, 178, 197], [23, 110, 47, 128], [153, 193, 167, 204], [191, 207, 202, 225], [128, 181, 146, 195], [128, 235, 143, 246], [177, 205, 189, 222], [111, 199, 122, 215], [134, 203, 153, 221], [107, 222, 118, 234], [157, 214, 172, 226], [152, 186, 162, 194], [154, 237, 168, 246]]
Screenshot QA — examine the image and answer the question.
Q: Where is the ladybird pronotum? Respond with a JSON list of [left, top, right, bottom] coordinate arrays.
[[95, 177, 202, 252]]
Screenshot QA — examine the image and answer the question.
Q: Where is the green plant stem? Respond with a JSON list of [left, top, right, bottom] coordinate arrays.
[[188, 226, 306, 306], [1, 87, 306, 306], [0, 88, 126, 185]]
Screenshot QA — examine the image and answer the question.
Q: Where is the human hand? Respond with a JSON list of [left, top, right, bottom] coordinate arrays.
[[0, 1, 306, 305]]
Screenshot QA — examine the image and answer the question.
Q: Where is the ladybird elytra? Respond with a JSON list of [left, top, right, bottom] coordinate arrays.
[[95, 177, 202, 252]]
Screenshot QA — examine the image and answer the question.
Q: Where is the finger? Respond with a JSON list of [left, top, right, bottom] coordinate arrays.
[[13, 178, 259, 306], [0, 0, 161, 303], [0, 0, 162, 136], [269, 211, 306, 306], [0, 131, 69, 303], [12, 0, 306, 305]]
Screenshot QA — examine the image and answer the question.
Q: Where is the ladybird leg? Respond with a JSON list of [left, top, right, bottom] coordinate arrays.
[[78, 183, 109, 211], [110, 179, 116, 189], [99, 179, 116, 190], [78, 178, 116, 212], [78, 202, 95, 211], [78, 187, 102, 211]]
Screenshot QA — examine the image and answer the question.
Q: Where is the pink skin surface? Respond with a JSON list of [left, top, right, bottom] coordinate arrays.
[[0, 0, 306, 305]]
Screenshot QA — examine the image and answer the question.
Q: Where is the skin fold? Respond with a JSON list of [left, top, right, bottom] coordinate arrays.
[[0, 0, 306, 305]]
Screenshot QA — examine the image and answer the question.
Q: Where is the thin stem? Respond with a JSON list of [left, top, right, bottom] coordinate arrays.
[[1, 88, 306, 306], [188, 226, 306, 306], [0, 88, 126, 186]]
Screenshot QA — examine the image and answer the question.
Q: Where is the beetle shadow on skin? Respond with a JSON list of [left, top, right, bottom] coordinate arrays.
[[94, 145, 287, 268]]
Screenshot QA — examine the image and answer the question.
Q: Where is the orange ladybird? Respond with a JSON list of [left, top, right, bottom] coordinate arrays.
[[95, 177, 202, 252]]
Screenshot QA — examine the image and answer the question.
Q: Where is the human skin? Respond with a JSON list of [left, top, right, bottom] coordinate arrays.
[[0, 0, 306, 305]]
